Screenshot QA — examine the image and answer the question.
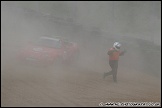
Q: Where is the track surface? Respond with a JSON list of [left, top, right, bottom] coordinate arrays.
[[1, 49, 161, 107]]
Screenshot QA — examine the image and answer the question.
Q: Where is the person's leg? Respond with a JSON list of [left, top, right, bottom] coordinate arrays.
[[103, 61, 113, 79], [112, 61, 118, 82], [104, 70, 112, 77], [113, 70, 117, 82]]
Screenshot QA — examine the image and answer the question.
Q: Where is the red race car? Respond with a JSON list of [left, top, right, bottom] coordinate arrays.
[[19, 36, 79, 66]]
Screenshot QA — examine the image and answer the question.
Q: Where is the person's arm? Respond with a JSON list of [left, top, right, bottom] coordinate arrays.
[[107, 49, 115, 55], [119, 49, 126, 56]]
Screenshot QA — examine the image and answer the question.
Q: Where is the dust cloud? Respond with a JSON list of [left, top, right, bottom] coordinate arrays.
[[1, 1, 161, 107]]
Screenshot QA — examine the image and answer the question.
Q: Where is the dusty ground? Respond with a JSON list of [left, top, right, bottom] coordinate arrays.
[[1, 45, 161, 107]]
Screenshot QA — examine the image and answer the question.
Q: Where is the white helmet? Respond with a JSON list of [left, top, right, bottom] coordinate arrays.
[[113, 42, 121, 51]]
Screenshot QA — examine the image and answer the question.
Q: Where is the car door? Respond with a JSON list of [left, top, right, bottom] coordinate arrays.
[[63, 41, 74, 58]]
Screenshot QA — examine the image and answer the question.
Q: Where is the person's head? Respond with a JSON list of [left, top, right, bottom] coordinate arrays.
[[113, 42, 121, 51]]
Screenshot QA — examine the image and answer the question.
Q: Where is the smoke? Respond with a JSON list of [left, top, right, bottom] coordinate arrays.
[[1, 1, 161, 107], [1, 1, 161, 79]]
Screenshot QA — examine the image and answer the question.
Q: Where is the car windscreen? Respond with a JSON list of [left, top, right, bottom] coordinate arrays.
[[35, 39, 61, 48]]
